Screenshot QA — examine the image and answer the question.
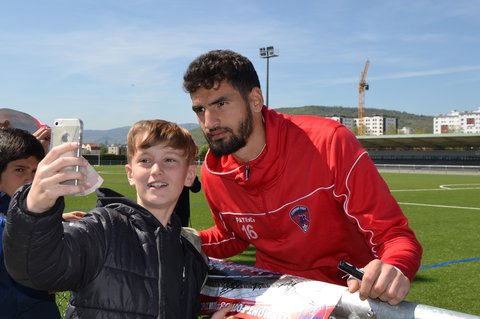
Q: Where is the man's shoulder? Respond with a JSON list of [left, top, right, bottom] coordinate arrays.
[[290, 114, 342, 128], [268, 108, 340, 127], [277, 113, 344, 140]]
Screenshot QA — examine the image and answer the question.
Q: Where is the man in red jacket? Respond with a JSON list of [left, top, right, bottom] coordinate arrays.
[[183, 49, 422, 306]]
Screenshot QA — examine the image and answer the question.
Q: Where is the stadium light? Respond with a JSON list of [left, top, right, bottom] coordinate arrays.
[[259, 46, 279, 107]]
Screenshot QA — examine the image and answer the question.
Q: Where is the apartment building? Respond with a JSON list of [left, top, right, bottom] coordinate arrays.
[[433, 108, 480, 134], [329, 115, 397, 136], [107, 144, 127, 155]]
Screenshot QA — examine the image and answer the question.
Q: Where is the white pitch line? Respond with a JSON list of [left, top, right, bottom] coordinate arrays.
[[391, 188, 447, 192], [398, 202, 480, 211], [391, 184, 480, 192], [440, 184, 480, 190], [97, 171, 127, 175]]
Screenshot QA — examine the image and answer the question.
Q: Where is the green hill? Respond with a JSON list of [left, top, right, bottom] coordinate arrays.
[[190, 127, 207, 147], [190, 105, 434, 146], [276, 105, 433, 133]]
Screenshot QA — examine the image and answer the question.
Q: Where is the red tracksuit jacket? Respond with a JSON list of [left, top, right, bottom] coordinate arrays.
[[199, 107, 422, 286]]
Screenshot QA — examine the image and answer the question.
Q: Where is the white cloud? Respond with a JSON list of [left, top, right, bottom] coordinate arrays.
[[371, 65, 480, 81]]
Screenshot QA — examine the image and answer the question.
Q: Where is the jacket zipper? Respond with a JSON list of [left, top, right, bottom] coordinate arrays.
[[156, 228, 164, 319], [245, 165, 250, 181]]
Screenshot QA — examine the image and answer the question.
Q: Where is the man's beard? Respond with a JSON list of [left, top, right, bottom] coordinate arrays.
[[205, 107, 253, 157]]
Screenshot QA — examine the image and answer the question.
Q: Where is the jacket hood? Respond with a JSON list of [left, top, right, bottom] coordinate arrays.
[[95, 187, 166, 229]]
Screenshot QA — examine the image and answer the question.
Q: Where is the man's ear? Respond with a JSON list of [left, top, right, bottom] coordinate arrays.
[[184, 164, 197, 187], [125, 164, 135, 186], [248, 87, 264, 113]]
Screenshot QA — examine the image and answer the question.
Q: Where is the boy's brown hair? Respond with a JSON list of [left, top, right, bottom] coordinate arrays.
[[127, 120, 197, 164]]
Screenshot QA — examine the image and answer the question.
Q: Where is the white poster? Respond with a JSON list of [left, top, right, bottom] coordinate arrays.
[[200, 258, 346, 319]]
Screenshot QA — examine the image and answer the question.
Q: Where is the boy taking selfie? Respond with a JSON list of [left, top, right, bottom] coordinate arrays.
[[3, 120, 211, 318]]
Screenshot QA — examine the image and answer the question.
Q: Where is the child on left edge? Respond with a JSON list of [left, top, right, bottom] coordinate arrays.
[[0, 127, 62, 319]]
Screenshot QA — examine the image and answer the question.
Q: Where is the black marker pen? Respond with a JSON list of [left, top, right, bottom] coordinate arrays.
[[338, 260, 364, 281]]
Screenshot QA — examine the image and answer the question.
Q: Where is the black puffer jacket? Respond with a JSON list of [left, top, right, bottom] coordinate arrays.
[[3, 186, 208, 319]]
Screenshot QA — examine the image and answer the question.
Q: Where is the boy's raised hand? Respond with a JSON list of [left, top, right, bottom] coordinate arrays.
[[27, 142, 88, 213]]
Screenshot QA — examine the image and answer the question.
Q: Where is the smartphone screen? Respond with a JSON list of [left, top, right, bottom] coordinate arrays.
[[50, 118, 83, 185]]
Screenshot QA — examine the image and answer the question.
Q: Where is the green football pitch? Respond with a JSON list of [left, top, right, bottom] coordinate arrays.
[[62, 166, 480, 316]]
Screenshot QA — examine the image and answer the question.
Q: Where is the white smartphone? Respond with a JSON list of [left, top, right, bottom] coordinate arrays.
[[50, 118, 83, 186]]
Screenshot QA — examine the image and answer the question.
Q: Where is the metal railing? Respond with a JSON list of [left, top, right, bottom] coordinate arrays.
[[331, 290, 479, 319]]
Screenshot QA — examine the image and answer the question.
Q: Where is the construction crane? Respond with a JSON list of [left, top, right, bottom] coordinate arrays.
[[358, 59, 370, 136]]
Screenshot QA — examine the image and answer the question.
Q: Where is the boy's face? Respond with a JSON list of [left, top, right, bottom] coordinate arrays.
[[0, 156, 39, 197], [125, 141, 196, 221]]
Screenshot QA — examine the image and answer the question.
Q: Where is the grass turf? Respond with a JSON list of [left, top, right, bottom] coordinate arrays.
[[62, 166, 480, 316]]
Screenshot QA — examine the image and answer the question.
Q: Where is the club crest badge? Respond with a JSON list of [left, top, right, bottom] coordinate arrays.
[[290, 206, 310, 233]]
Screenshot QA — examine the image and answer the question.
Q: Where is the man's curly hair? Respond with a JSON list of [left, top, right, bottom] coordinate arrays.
[[183, 50, 261, 99]]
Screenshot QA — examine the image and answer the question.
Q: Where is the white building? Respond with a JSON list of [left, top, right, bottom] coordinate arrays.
[[107, 144, 127, 155], [328, 115, 397, 136], [398, 126, 414, 135], [328, 116, 355, 130], [433, 108, 480, 134], [82, 143, 101, 155]]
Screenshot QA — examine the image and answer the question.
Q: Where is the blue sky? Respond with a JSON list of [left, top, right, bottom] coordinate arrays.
[[1, 0, 479, 130]]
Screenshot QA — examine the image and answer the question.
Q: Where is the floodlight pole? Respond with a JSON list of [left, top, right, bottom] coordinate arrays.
[[259, 46, 279, 107]]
